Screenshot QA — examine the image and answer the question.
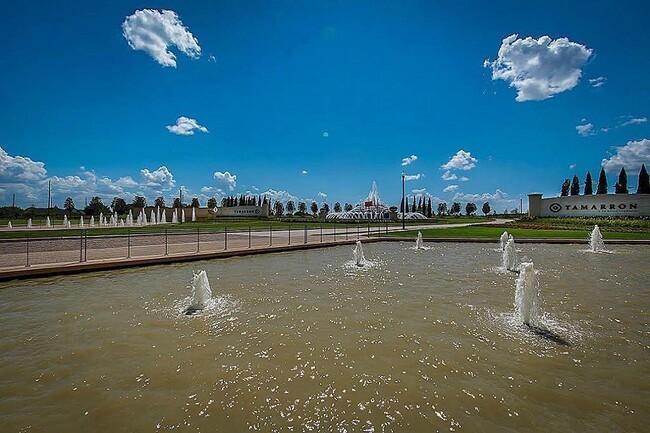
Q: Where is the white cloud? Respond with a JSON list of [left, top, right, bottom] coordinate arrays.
[[208, 54, 217, 63], [301, 170, 308, 175], [258, 189, 302, 205], [484, 34, 592, 102], [453, 189, 517, 208], [214, 171, 237, 191], [166, 116, 208, 135], [122, 9, 201, 67], [404, 174, 422, 181], [401, 154, 418, 166], [200, 186, 214, 193], [569, 163, 577, 170], [459, 176, 469, 182], [410, 188, 443, 202], [0, 146, 47, 182], [601, 138, 650, 172], [318, 191, 328, 198], [620, 116, 647, 127], [441, 150, 477, 171], [443, 185, 459, 193], [576, 122, 595, 137], [441, 170, 457, 181], [322, 132, 329, 138], [141, 166, 175, 189], [589, 77, 606, 88]]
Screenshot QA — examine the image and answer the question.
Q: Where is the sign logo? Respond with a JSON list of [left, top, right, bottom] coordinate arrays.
[[549, 203, 562, 213]]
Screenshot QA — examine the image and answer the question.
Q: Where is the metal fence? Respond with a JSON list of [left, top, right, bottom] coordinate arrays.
[[0, 222, 393, 269]]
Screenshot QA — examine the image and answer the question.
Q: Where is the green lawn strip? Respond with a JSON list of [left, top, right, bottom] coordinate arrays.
[[389, 226, 650, 240]]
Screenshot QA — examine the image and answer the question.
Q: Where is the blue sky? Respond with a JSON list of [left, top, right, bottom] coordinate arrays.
[[1, 0, 649, 212]]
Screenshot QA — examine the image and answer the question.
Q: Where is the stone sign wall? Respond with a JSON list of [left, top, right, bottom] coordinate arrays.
[[528, 193, 650, 217]]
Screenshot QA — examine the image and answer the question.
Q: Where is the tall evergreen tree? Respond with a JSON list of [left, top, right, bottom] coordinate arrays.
[[560, 179, 570, 196], [596, 168, 608, 194], [427, 198, 432, 218], [638, 163, 650, 193], [570, 175, 580, 195], [412, 196, 417, 213], [584, 171, 593, 195], [615, 167, 629, 193]]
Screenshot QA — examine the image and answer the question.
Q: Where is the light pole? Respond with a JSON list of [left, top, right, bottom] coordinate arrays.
[[401, 172, 405, 230]]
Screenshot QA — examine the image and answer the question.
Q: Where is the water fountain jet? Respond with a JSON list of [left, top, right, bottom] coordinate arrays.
[[353, 241, 366, 267], [500, 231, 509, 251], [589, 225, 606, 253], [415, 231, 424, 250], [185, 270, 213, 315], [502, 236, 518, 272]]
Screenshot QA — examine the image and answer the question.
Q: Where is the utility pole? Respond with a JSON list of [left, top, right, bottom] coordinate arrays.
[[401, 172, 405, 230], [47, 180, 52, 210]]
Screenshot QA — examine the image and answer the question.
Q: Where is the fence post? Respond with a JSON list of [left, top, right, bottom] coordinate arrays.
[[165, 228, 168, 255], [80, 230, 84, 262], [333, 225, 336, 241], [367, 221, 370, 237], [197, 227, 200, 253], [25, 233, 30, 267], [304, 225, 307, 244], [357, 224, 360, 240], [320, 225, 323, 243], [248, 226, 251, 248], [84, 230, 88, 262], [345, 224, 348, 240], [269, 225, 272, 246], [224, 226, 228, 250], [288, 225, 291, 245], [127, 229, 131, 258]]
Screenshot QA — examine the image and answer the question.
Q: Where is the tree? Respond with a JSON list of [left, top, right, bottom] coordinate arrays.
[[427, 198, 432, 218], [412, 197, 417, 213], [450, 202, 461, 215], [286, 200, 295, 215], [321, 203, 330, 213], [482, 202, 491, 216], [584, 171, 593, 195], [310, 201, 318, 216], [638, 164, 650, 193], [560, 179, 570, 196], [437, 202, 447, 216], [344, 203, 353, 212], [206, 197, 217, 208], [570, 175, 580, 195], [615, 167, 628, 194], [132, 196, 146, 208], [112, 197, 128, 214], [298, 202, 307, 214], [596, 168, 608, 194], [191, 197, 200, 208], [274, 201, 284, 216], [84, 196, 109, 216], [333, 202, 342, 212], [154, 196, 165, 208], [64, 197, 75, 214], [465, 202, 477, 216]]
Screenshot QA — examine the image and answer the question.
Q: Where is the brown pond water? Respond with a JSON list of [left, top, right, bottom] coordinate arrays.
[[0, 242, 648, 432]]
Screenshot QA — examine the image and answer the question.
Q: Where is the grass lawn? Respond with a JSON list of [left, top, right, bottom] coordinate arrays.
[[390, 226, 650, 240]]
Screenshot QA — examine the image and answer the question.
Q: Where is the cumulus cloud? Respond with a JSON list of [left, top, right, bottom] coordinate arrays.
[[570, 163, 577, 170], [258, 189, 302, 205], [589, 77, 606, 88], [166, 117, 209, 135], [620, 116, 647, 127], [401, 154, 418, 166], [122, 9, 201, 67], [459, 176, 469, 182], [404, 174, 423, 181], [214, 171, 237, 191], [441, 150, 477, 171], [441, 170, 457, 181], [301, 170, 308, 175], [318, 191, 328, 198], [484, 34, 592, 101], [576, 122, 595, 137], [410, 188, 443, 202], [452, 189, 518, 209], [443, 185, 459, 193], [601, 138, 650, 172], [0, 146, 47, 182], [141, 166, 175, 189]]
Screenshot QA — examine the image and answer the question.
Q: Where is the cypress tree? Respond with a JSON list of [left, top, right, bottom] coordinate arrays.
[[417, 197, 423, 212], [560, 179, 570, 196], [412, 196, 416, 212], [427, 198, 432, 218], [596, 168, 608, 194], [584, 171, 593, 195], [570, 175, 580, 195], [638, 164, 650, 193], [615, 167, 628, 193]]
